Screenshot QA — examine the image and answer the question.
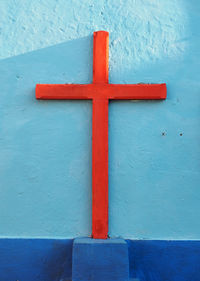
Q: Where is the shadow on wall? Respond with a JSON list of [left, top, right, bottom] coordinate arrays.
[[0, 36, 94, 238]]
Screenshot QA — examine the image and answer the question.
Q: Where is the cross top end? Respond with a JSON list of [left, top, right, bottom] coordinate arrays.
[[93, 30, 109, 84], [94, 30, 109, 36]]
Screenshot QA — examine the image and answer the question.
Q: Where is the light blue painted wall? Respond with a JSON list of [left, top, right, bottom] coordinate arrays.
[[0, 0, 199, 239]]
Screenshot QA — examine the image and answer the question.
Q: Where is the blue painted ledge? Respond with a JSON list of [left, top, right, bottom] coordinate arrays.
[[72, 238, 129, 281], [0, 239, 200, 280]]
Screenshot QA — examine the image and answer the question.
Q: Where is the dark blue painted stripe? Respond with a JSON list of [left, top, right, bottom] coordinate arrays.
[[127, 240, 200, 281], [0, 239, 73, 281], [0, 239, 200, 280]]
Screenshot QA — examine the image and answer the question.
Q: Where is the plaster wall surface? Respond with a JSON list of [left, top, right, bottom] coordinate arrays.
[[0, 0, 199, 239]]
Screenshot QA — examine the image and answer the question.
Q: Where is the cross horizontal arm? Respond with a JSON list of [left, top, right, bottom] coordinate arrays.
[[36, 83, 166, 100]]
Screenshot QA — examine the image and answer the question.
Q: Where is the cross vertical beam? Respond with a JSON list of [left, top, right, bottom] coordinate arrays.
[[92, 31, 109, 238]]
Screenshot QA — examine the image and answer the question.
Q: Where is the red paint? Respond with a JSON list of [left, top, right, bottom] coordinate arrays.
[[36, 30, 167, 239]]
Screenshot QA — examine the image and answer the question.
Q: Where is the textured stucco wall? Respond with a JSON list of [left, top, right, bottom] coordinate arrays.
[[0, 0, 199, 239]]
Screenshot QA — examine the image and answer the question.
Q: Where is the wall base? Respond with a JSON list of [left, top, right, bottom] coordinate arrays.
[[0, 239, 200, 280]]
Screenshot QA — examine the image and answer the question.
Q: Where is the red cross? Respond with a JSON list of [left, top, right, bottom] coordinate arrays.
[[36, 31, 167, 239]]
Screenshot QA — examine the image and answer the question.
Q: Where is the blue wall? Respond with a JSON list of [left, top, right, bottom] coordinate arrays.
[[0, 0, 200, 239]]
